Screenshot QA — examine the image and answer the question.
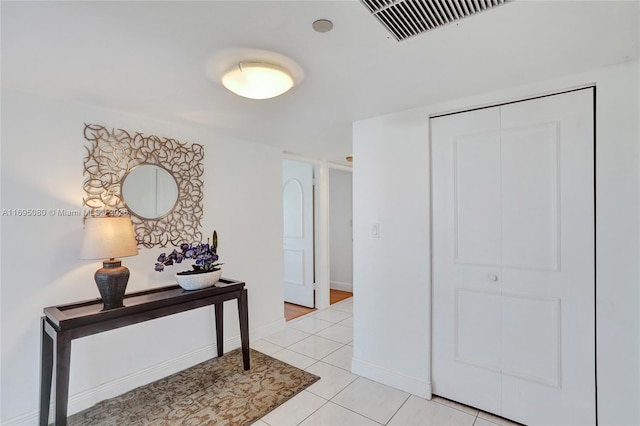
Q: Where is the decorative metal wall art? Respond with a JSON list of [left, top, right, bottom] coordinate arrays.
[[82, 123, 204, 248]]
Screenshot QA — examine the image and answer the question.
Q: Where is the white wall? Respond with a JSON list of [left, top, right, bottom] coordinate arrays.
[[352, 60, 640, 425], [0, 89, 285, 424], [329, 169, 353, 292]]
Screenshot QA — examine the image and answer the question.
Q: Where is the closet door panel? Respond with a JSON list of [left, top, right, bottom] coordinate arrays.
[[499, 89, 595, 426], [454, 131, 502, 266], [431, 106, 502, 414], [501, 122, 560, 271]]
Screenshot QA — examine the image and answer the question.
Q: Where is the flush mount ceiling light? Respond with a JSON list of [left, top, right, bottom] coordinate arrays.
[[208, 49, 303, 100], [221, 62, 295, 100]]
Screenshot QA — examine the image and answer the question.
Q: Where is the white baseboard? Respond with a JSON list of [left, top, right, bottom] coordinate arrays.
[[5, 318, 285, 425], [330, 281, 353, 293], [351, 356, 432, 399]]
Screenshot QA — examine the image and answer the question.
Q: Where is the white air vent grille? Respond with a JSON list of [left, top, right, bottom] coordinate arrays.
[[362, 0, 512, 41]]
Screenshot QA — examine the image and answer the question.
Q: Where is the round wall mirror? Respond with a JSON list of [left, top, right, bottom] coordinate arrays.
[[122, 164, 179, 219]]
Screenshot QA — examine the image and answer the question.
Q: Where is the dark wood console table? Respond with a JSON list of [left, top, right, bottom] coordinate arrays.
[[39, 278, 249, 426]]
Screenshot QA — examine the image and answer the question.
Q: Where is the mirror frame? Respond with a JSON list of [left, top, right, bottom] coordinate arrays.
[[82, 123, 204, 248]]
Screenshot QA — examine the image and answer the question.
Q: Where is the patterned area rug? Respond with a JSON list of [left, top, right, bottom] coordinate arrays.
[[68, 348, 320, 426]]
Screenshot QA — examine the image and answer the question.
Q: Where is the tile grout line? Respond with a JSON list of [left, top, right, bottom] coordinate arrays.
[[293, 399, 331, 426], [431, 397, 480, 418], [325, 397, 387, 426], [382, 393, 412, 425]]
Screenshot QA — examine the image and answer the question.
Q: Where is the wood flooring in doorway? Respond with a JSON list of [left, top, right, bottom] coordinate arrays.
[[284, 289, 353, 321]]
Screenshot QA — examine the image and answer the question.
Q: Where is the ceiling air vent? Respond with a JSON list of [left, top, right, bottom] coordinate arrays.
[[361, 0, 512, 41]]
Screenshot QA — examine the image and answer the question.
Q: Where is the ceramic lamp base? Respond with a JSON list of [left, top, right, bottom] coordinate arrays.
[[95, 258, 130, 310]]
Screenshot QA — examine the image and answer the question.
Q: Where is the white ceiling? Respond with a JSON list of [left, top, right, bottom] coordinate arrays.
[[2, 1, 638, 164]]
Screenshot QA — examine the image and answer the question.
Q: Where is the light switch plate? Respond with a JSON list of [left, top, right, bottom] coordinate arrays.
[[371, 221, 380, 238]]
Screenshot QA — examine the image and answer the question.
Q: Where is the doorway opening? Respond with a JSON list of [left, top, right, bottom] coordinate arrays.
[[282, 158, 353, 322], [285, 289, 353, 321]]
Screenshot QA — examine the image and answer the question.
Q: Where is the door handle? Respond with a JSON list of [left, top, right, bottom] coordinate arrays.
[[489, 274, 499, 282]]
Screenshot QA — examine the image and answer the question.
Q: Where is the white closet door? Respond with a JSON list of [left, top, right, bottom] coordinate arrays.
[[431, 89, 595, 425]]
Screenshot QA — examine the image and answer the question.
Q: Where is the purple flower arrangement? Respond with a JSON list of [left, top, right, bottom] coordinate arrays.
[[155, 232, 221, 275]]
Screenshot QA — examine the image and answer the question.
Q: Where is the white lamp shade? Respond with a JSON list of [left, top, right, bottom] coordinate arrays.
[[80, 216, 139, 260], [222, 62, 294, 99]]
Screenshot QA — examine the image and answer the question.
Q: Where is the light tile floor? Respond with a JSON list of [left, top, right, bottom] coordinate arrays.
[[251, 298, 521, 426]]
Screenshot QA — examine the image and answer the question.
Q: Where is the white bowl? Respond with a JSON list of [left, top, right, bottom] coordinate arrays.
[[175, 269, 222, 290]]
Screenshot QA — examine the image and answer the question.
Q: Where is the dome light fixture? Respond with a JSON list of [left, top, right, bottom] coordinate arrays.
[[221, 62, 295, 99]]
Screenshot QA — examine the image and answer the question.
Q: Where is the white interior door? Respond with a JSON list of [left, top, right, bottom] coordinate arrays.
[[432, 88, 595, 425], [283, 159, 315, 308]]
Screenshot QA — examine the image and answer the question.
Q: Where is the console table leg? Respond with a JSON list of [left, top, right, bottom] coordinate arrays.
[[54, 332, 72, 426], [214, 302, 224, 357], [40, 318, 53, 426], [239, 289, 250, 370]]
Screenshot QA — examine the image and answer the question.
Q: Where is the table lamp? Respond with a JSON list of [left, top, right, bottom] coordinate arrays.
[[80, 216, 139, 310]]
